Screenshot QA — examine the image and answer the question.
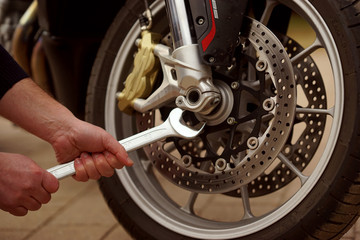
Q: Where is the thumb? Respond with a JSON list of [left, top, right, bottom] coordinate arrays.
[[42, 171, 59, 194], [104, 134, 133, 166]]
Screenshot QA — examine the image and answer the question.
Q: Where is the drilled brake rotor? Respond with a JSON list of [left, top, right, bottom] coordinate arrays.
[[137, 17, 297, 194], [222, 34, 327, 197], [243, 34, 327, 197]]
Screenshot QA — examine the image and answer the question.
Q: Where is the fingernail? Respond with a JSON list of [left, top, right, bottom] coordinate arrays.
[[81, 152, 90, 158], [75, 158, 82, 165]]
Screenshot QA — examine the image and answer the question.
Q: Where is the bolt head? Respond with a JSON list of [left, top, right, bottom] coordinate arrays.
[[227, 117, 236, 125], [197, 17, 205, 25], [231, 82, 240, 90], [247, 137, 259, 150], [256, 59, 267, 72], [263, 98, 275, 111], [208, 57, 215, 63], [215, 158, 227, 171]]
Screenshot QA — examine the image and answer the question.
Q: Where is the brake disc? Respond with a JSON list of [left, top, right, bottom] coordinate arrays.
[[222, 33, 327, 197], [244, 34, 327, 197], [136, 17, 297, 194]]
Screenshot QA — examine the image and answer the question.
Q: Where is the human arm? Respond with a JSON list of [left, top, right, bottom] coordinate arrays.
[[0, 44, 133, 215], [0, 78, 133, 180]]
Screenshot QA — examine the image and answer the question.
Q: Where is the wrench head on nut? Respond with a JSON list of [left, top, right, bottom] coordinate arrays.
[[168, 108, 206, 139]]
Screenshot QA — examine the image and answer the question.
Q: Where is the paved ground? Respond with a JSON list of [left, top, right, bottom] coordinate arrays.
[[0, 116, 359, 240]]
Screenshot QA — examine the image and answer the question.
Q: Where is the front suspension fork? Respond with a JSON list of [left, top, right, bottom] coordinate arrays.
[[118, 0, 249, 116], [165, 0, 220, 115]]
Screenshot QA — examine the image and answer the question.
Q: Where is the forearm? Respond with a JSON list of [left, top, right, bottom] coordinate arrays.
[[0, 76, 132, 177], [0, 78, 77, 144]]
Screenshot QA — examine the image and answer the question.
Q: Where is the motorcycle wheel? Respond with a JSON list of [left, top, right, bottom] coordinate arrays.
[[86, 0, 360, 239]]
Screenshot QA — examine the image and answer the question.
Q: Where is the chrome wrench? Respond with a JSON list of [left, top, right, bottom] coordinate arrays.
[[47, 108, 205, 179]]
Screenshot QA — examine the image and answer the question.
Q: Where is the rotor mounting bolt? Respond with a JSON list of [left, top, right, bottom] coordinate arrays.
[[263, 98, 275, 111], [231, 82, 240, 90], [181, 155, 192, 168], [256, 59, 268, 72], [215, 158, 227, 171], [247, 137, 259, 150], [227, 117, 236, 125]]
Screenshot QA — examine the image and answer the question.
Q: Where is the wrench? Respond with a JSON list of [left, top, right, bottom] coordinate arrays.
[[47, 108, 205, 179]]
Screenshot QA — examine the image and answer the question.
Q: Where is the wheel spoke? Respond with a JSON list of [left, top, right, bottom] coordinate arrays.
[[260, 0, 279, 25], [181, 192, 198, 214], [241, 185, 255, 219], [296, 107, 334, 117], [291, 37, 322, 65], [278, 153, 309, 186]]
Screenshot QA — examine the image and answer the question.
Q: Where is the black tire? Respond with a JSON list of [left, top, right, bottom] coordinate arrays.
[[86, 0, 360, 239]]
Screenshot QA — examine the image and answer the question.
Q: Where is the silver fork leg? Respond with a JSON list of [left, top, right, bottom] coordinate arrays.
[[165, 0, 194, 49], [164, 0, 220, 116]]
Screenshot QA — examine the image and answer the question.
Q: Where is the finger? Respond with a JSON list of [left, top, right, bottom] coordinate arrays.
[[103, 136, 133, 166], [9, 206, 28, 216], [42, 171, 59, 194], [73, 158, 89, 182], [81, 153, 101, 180], [23, 196, 42, 211], [93, 153, 114, 177], [31, 186, 51, 204], [103, 151, 125, 169]]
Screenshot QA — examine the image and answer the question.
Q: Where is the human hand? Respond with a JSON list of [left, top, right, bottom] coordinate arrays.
[[0, 153, 59, 216], [50, 119, 133, 181], [0, 78, 132, 182]]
